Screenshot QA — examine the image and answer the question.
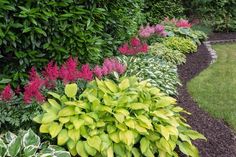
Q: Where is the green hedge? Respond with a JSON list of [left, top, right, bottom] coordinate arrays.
[[183, 0, 236, 32], [0, 0, 144, 85]]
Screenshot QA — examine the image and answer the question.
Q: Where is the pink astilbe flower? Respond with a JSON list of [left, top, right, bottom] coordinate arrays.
[[29, 67, 40, 81], [118, 37, 149, 55], [118, 43, 129, 55], [138, 43, 149, 53], [93, 65, 103, 79], [160, 31, 168, 37], [77, 64, 93, 81], [42, 61, 59, 88], [139, 25, 155, 38], [15, 86, 21, 95], [23, 79, 45, 104], [1, 84, 13, 101], [103, 58, 114, 73], [59, 57, 79, 83], [176, 19, 192, 28], [102, 66, 109, 75], [164, 17, 177, 24], [155, 24, 165, 33], [130, 37, 141, 47], [113, 60, 126, 74]]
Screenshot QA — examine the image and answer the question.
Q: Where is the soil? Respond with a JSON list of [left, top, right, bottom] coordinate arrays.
[[177, 33, 236, 157]]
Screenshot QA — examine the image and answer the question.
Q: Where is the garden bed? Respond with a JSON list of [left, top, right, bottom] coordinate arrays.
[[177, 33, 236, 157]]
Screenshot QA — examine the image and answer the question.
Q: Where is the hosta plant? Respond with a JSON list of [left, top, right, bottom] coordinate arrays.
[[162, 36, 197, 54], [117, 55, 180, 95], [33, 77, 206, 157], [0, 129, 70, 157], [149, 43, 186, 65]]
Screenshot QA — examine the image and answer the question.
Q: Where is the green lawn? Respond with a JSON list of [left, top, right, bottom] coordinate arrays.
[[188, 43, 236, 130]]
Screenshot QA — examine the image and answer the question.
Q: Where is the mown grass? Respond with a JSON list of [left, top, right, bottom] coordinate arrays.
[[187, 43, 236, 130]]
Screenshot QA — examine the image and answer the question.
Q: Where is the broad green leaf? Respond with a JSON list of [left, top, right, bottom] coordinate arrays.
[[8, 136, 21, 157], [140, 137, 149, 153], [128, 103, 149, 111], [104, 80, 118, 93], [48, 99, 61, 111], [58, 106, 75, 117], [107, 146, 114, 157], [177, 141, 199, 157], [67, 139, 77, 156], [65, 83, 78, 98], [23, 129, 40, 147], [76, 141, 88, 157], [49, 122, 63, 138], [59, 117, 70, 124], [54, 151, 71, 157], [68, 129, 80, 142], [183, 130, 206, 140], [114, 113, 125, 123], [23, 145, 37, 157], [41, 102, 58, 114], [0, 139, 7, 157], [156, 137, 172, 154], [132, 147, 141, 157], [119, 130, 134, 146], [87, 136, 101, 151], [119, 78, 130, 91], [113, 143, 126, 157], [57, 129, 69, 146], [125, 119, 136, 129], [33, 114, 43, 123], [41, 113, 58, 123], [48, 92, 61, 100], [73, 119, 84, 130], [39, 124, 50, 133], [137, 115, 153, 129], [84, 141, 97, 156]]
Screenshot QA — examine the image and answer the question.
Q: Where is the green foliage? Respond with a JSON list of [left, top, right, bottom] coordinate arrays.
[[162, 36, 197, 54], [34, 78, 205, 157], [149, 43, 186, 65], [144, 0, 185, 24], [0, 98, 41, 132], [183, 0, 236, 32], [117, 55, 180, 96], [0, 129, 70, 157], [0, 0, 145, 85]]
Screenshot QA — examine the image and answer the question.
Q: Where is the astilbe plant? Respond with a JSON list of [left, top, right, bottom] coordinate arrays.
[[176, 19, 192, 28], [139, 24, 167, 38], [0, 84, 14, 101], [118, 37, 149, 55]]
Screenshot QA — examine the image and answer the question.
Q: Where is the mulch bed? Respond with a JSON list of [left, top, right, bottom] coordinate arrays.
[[177, 33, 236, 157]]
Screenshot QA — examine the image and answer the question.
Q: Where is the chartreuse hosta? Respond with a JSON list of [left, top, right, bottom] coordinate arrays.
[[33, 76, 206, 157], [0, 129, 70, 157]]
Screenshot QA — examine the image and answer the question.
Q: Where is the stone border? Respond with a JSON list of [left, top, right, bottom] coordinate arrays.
[[203, 39, 236, 64]]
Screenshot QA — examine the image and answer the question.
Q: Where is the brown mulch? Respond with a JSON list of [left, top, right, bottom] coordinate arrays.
[[177, 33, 236, 157]]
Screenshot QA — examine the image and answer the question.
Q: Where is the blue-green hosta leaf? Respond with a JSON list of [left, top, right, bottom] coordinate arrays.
[[23, 129, 40, 147], [7, 136, 21, 157]]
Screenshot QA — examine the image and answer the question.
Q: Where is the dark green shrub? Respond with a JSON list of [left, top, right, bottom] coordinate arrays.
[[144, 0, 185, 24], [183, 0, 236, 32], [0, 0, 145, 85]]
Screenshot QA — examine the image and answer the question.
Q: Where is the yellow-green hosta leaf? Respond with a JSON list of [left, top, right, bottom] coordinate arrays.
[[84, 141, 97, 156], [65, 83, 78, 98], [114, 113, 125, 123], [140, 137, 149, 154], [132, 147, 141, 157], [33, 114, 43, 123], [41, 102, 58, 114], [73, 119, 84, 130], [137, 115, 153, 129], [76, 141, 88, 157], [41, 113, 58, 123], [107, 146, 114, 157], [160, 125, 170, 140], [58, 106, 75, 117], [125, 119, 136, 129], [68, 129, 80, 142], [48, 99, 61, 111], [48, 91, 61, 100], [57, 129, 69, 145], [128, 103, 149, 111], [177, 141, 199, 157], [49, 122, 63, 138], [81, 115, 94, 125], [59, 117, 70, 124], [135, 124, 148, 134], [87, 136, 101, 151], [183, 130, 206, 140], [115, 109, 129, 116], [104, 80, 118, 93], [119, 78, 130, 91], [39, 123, 50, 133], [67, 139, 77, 156], [119, 130, 134, 146], [157, 137, 172, 154], [166, 126, 179, 136]]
